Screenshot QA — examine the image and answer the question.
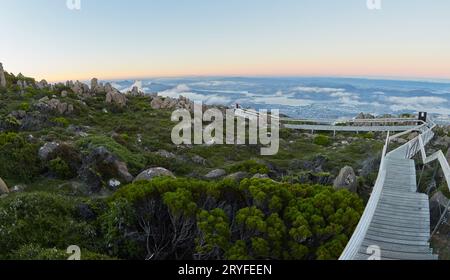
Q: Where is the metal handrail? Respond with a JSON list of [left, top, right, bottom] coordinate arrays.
[[339, 131, 390, 260]]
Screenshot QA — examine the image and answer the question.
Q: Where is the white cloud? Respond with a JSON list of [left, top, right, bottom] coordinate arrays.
[[158, 84, 231, 105], [291, 86, 346, 94], [386, 96, 450, 114]]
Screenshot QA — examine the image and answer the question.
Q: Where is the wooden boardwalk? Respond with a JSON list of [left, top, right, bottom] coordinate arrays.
[[354, 145, 438, 260]]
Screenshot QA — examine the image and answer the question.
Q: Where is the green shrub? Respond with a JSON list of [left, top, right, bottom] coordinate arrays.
[[19, 102, 30, 111], [52, 117, 70, 128], [9, 244, 116, 260], [314, 135, 331, 146], [0, 193, 99, 257], [48, 157, 75, 179], [0, 132, 41, 181], [104, 177, 363, 260], [229, 160, 269, 175]]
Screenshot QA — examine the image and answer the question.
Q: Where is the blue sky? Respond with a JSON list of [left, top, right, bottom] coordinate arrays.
[[1, 0, 450, 81]]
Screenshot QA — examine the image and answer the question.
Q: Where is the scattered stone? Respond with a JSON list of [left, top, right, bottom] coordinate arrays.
[[108, 179, 122, 190], [156, 150, 177, 159], [134, 167, 175, 182], [204, 169, 226, 179], [191, 155, 207, 165], [333, 166, 358, 193], [225, 172, 250, 182], [38, 142, 60, 161], [61, 90, 68, 97], [0, 178, 9, 195], [11, 184, 27, 193], [252, 173, 270, 179]]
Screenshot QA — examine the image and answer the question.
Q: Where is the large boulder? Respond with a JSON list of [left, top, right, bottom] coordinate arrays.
[[0, 178, 9, 195], [430, 191, 449, 227], [79, 147, 134, 192], [134, 167, 175, 182], [204, 169, 226, 179], [106, 89, 127, 108], [333, 166, 358, 193], [0, 63, 6, 88]]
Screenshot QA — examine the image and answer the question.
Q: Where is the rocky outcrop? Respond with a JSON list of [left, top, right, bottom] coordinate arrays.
[[128, 86, 144, 96], [134, 167, 175, 182], [0, 178, 9, 195], [446, 149, 450, 164], [71, 81, 90, 96], [0, 63, 7, 88], [79, 147, 134, 192], [106, 88, 127, 108], [36, 79, 49, 90], [90, 78, 106, 94], [204, 169, 226, 179], [35, 97, 74, 115], [333, 166, 358, 193], [150, 95, 194, 111]]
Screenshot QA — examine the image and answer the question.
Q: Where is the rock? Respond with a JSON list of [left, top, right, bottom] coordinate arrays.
[[150, 95, 194, 111], [11, 184, 27, 193], [108, 179, 122, 190], [36, 79, 49, 90], [446, 149, 450, 164], [204, 169, 226, 179], [35, 97, 73, 115], [0, 63, 6, 88], [71, 81, 90, 96], [78, 147, 134, 192], [333, 166, 358, 193], [252, 173, 269, 179], [0, 178, 9, 195], [38, 142, 60, 161], [435, 136, 450, 147], [134, 167, 175, 182], [91, 78, 105, 94], [430, 191, 449, 227], [61, 90, 68, 97], [106, 89, 127, 107], [156, 150, 176, 159], [191, 155, 207, 165], [226, 172, 250, 182], [128, 86, 144, 96]]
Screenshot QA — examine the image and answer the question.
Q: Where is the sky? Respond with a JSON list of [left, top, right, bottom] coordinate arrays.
[[1, 0, 450, 82]]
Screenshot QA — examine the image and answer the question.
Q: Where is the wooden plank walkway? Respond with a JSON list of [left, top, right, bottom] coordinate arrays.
[[354, 145, 438, 260]]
